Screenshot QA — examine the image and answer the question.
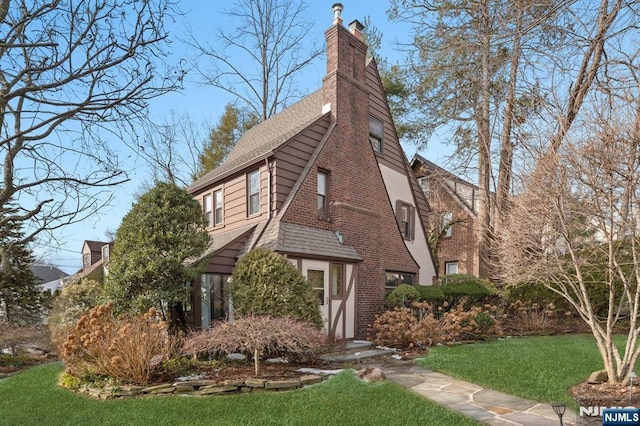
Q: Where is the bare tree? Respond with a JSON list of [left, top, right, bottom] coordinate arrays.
[[497, 84, 640, 382], [188, 0, 322, 121], [0, 0, 182, 274], [137, 111, 207, 187]]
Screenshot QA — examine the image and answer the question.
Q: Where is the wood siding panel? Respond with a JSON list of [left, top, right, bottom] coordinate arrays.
[[366, 64, 405, 174], [273, 117, 329, 210]]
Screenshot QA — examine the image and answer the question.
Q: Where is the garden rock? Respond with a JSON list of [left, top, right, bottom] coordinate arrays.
[[356, 367, 386, 383], [587, 369, 608, 384]]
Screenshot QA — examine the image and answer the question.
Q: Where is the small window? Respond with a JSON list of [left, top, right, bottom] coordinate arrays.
[[308, 269, 325, 306], [102, 245, 110, 264], [445, 261, 459, 275], [331, 263, 343, 297], [214, 189, 223, 226], [443, 211, 453, 237], [418, 176, 429, 193], [369, 116, 383, 153], [396, 201, 415, 240], [317, 170, 328, 218], [203, 194, 213, 227], [247, 170, 260, 216], [385, 271, 414, 295], [82, 253, 91, 270]]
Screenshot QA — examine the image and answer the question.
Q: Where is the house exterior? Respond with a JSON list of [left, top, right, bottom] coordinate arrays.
[[31, 264, 69, 294], [80, 240, 113, 277], [186, 5, 436, 339], [410, 154, 488, 279]]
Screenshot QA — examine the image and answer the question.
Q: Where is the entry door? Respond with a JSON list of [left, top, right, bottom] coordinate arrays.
[[302, 260, 329, 329], [302, 260, 355, 339]]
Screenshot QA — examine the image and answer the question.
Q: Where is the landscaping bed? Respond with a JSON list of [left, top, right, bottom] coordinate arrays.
[[571, 380, 639, 408]]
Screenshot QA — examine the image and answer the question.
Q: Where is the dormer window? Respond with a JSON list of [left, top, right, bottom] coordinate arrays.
[[102, 245, 110, 264], [369, 116, 383, 154]]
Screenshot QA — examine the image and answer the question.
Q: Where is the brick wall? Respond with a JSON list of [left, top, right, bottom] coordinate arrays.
[[283, 22, 419, 338]]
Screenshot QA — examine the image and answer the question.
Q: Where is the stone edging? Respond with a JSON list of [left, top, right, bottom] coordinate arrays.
[[77, 374, 327, 399]]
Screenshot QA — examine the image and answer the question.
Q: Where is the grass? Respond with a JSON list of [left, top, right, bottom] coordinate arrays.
[[0, 363, 480, 426], [419, 334, 623, 408]]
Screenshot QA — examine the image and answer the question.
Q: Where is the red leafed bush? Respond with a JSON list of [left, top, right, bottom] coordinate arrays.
[[183, 316, 326, 376], [60, 302, 178, 385]]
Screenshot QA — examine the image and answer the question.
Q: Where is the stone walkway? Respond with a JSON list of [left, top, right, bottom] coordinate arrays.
[[372, 361, 577, 426]]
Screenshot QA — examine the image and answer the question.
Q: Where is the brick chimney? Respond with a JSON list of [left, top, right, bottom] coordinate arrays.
[[323, 4, 368, 117]]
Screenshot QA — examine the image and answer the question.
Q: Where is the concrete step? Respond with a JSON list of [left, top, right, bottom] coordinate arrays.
[[320, 340, 396, 364]]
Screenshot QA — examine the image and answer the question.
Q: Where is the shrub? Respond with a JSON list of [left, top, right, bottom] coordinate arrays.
[[60, 302, 177, 385], [441, 302, 502, 340], [48, 277, 102, 349], [369, 302, 502, 350], [438, 274, 497, 307], [416, 285, 445, 305], [368, 308, 417, 348], [386, 284, 421, 308], [230, 248, 322, 327], [182, 315, 326, 376]]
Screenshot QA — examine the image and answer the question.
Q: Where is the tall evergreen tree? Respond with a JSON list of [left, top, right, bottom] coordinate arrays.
[[0, 204, 45, 326], [103, 182, 210, 329], [196, 104, 259, 178]]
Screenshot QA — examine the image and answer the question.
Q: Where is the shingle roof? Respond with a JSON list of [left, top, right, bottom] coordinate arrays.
[[258, 221, 362, 261], [188, 90, 326, 193], [30, 264, 69, 285], [84, 240, 108, 253], [189, 224, 258, 265]]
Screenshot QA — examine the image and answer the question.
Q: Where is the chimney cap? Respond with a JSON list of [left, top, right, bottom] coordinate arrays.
[[332, 3, 344, 24], [349, 19, 364, 32]]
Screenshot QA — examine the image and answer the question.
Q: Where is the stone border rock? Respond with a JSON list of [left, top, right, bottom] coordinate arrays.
[[76, 374, 327, 400]]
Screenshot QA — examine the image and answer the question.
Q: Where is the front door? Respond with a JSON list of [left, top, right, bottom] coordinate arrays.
[[302, 260, 329, 328], [302, 260, 355, 339]]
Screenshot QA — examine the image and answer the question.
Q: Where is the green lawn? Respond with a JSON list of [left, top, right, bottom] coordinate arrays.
[[419, 334, 618, 408], [0, 363, 479, 426]]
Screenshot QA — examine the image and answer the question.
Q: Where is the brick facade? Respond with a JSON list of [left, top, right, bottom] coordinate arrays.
[[283, 22, 419, 338], [412, 158, 484, 278]]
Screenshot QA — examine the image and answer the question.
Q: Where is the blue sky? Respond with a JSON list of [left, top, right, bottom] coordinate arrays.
[[37, 1, 453, 273]]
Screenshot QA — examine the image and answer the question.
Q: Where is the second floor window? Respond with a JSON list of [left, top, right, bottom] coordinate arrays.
[[214, 189, 223, 226], [248, 169, 260, 216], [443, 211, 453, 237], [396, 201, 415, 240], [203, 194, 213, 227], [317, 170, 328, 218], [369, 116, 383, 153]]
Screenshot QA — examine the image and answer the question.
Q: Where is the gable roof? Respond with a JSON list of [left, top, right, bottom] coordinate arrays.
[[259, 221, 362, 261], [30, 264, 68, 285], [411, 154, 481, 216], [188, 90, 327, 193], [83, 240, 109, 253]]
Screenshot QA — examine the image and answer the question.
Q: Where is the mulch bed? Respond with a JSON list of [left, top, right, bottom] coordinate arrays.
[[571, 381, 640, 407], [196, 361, 329, 382]]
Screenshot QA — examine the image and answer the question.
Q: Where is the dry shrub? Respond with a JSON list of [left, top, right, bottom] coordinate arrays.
[[369, 302, 502, 350], [183, 316, 326, 376], [504, 300, 557, 332], [368, 307, 418, 348], [60, 302, 177, 385]]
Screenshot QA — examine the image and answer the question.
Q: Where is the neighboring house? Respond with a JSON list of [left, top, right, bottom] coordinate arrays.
[[80, 240, 113, 279], [31, 264, 69, 294], [411, 154, 491, 279], [186, 5, 436, 339]]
